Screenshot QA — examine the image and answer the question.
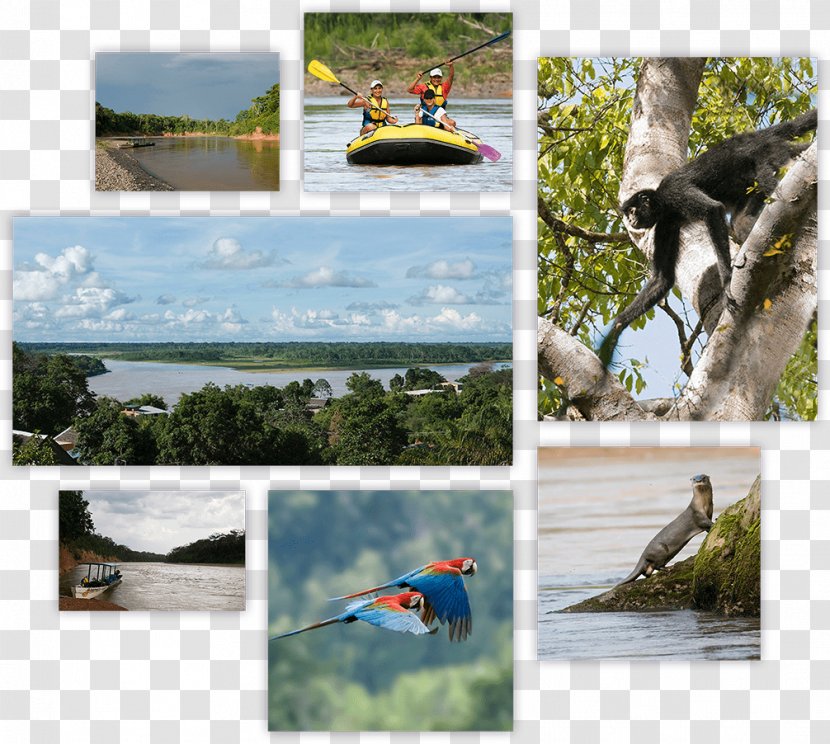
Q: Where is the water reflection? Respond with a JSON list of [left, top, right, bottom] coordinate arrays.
[[127, 136, 280, 191]]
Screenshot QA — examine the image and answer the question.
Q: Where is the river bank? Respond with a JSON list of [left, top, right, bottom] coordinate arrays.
[[95, 141, 174, 191], [305, 69, 512, 99]]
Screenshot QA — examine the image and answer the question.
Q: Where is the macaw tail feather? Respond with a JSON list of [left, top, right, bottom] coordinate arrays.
[[269, 616, 339, 640], [330, 585, 388, 601], [448, 615, 472, 642]]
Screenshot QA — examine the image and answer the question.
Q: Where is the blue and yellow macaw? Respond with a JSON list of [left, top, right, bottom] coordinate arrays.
[[270, 591, 430, 640], [332, 557, 477, 642]]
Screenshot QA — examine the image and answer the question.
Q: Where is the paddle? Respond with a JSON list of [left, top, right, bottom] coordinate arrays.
[[418, 30, 511, 76], [307, 59, 398, 122], [418, 110, 502, 162]]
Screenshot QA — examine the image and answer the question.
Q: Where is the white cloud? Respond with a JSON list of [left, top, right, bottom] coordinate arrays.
[[408, 284, 472, 305], [162, 306, 248, 333], [200, 237, 276, 270], [380, 307, 483, 333], [182, 296, 211, 307], [54, 287, 136, 319], [270, 306, 372, 332], [14, 245, 95, 301], [406, 258, 476, 280], [156, 294, 176, 305], [282, 265, 377, 288]]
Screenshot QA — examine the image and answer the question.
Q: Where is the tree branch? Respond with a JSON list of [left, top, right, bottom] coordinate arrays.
[[538, 194, 629, 244], [537, 317, 653, 421]]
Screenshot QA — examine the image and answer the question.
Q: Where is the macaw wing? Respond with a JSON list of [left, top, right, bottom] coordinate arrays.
[[354, 603, 431, 635], [408, 570, 472, 641]]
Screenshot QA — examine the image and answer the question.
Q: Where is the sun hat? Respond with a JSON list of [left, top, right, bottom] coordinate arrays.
[[370, 80, 383, 87], [429, 68, 442, 77]]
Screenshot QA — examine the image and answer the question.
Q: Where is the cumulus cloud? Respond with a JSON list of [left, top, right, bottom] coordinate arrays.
[[271, 306, 372, 332], [199, 237, 277, 270], [182, 296, 211, 307], [54, 287, 137, 319], [280, 265, 377, 289], [380, 307, 483, 333], [408, 284, 472, 305], [156, 294, 176, 305], [162, 306, 248, 333], [345, 300, 399, 312], [406, 258, 477, 280], [14, 245, 95, 301]]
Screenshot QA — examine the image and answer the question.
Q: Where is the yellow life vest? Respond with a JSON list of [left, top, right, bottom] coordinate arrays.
[[425, 82, 446, 108], [368, 96, 389, 122]]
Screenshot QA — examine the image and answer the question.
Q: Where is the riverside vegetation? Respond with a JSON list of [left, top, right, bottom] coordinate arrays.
[[13, 343, 512, 466], [96, 82, 280, 137], [59, 490, 245, 565]]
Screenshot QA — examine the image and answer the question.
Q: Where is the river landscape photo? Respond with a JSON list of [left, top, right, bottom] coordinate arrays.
[[95, 52, 279, 191], [13, 216, 512, 467], [59, 490, 245, 612]]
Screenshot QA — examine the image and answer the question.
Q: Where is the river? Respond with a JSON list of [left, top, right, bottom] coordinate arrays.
[[304, 97, 512, 191], [537, 448, 761, 660], [59, 562, 245, 611], [124, 137, 280, 191], [87, 359, 510, 406]]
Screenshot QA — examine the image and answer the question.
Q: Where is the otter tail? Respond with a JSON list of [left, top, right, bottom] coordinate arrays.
[[765, 109, 817, 140], [614, 558, 645, 588]]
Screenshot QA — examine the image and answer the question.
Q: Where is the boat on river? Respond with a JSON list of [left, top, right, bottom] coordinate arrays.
[[71, 563, 123, 599], [345, 124, 483, 165]]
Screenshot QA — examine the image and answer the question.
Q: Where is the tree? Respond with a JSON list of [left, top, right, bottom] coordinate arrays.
[[74, 397, 156, 465], [59, 490, 95, 542], [13, 343, 96, 434], [328, 373, 407, 465], [125, 393, 168, 410], [537, 58, 817, 421]]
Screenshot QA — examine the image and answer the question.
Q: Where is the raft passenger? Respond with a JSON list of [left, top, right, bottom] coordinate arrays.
[[347, 80, 398, 135], [408, 63, 456, 128], [414, 89, 456, 133]]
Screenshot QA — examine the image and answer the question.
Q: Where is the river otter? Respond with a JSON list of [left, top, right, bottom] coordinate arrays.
[[615, 473, 715, 586]]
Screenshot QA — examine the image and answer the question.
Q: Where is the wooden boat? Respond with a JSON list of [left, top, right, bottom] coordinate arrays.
[[345, 124, 483, 166], [71, 562, 123, 599]]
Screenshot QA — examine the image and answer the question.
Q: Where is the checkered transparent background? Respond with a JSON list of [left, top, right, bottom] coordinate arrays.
[[0, 0, 827, 742]]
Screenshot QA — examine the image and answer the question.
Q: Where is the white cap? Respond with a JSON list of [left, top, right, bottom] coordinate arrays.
[[370, 79, 383, 87], [429, 68, 442, 77]]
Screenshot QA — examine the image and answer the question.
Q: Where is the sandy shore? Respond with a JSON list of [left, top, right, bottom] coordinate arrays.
[[95, 142, 174, 192], [59, 596, 128, 611]]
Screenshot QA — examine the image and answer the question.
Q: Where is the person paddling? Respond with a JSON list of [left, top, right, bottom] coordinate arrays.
[[408, 63, 457, 128], [414, 89, 456, 133], [347, 80, 398, 134]]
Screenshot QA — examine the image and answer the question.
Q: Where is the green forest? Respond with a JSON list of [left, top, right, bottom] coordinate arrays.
[[96, 81, 280, 137], [305, 12, 511, 85], [13, 344, 512, 466], [59, 491, 244, 564], [20, 341, 511, 370], [268, 490, 512, 731]]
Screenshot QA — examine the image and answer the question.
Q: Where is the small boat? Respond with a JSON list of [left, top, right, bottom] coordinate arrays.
[[71, 562, 123, 599], [345, 124, 483, 166], [116, 138, 155, 149]]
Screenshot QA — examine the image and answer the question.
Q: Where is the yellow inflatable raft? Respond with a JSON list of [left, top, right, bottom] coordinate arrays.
[[346, 124, 483, 165]]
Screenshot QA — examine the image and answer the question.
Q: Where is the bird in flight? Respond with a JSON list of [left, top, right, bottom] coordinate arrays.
[[270, 592, 430, 640], [331, 558, 477, 642]]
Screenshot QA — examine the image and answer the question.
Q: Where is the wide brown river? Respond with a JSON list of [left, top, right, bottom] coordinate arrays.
[[125, 136, 280, 190], [60, 562, 245, 611]]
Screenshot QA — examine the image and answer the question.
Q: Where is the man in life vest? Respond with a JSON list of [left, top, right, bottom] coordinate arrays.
[[346, 80, 398, 135], [408, 63, 456, 128], [414, 88, 456, 133]]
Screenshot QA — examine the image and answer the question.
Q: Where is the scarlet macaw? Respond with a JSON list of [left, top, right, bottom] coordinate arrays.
[[270, 591, 430, 640], [331, 558, 477, 642]]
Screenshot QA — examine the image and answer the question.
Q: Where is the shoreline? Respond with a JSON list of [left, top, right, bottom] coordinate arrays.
[[91, 357, 513, 374], [95, 141, 175, 192]]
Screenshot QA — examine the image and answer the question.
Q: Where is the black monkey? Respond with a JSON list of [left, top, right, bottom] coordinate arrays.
[[597, 109, 817, 367]]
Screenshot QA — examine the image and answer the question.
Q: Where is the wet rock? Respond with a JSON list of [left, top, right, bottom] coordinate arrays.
[[562, 476, 761, 617]]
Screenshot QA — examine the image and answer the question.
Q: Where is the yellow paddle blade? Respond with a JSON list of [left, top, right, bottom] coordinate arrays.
[[308, 59, 340, 84]]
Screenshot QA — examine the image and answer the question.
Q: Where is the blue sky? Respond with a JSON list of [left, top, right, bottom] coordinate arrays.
[[14, 217, 512, 343], [75, 490, 245, 554], [95, 53, 279, 120]]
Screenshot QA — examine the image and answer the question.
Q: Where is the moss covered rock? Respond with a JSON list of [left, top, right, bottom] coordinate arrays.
[[692, 475, 760, 616], [562, 475, 760, 617]]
